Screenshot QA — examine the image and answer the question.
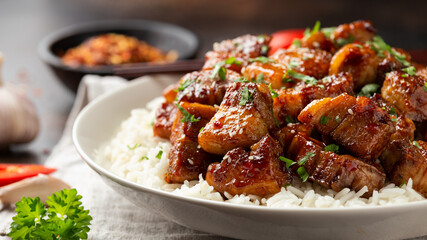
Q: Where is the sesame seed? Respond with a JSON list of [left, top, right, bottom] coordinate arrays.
[[197, 145, 201, 149], [238, 128, 243, 134], [348, 108, 354, 115], [248, 156, 254, 160], [290, 130, 296, 134], [313, 42, 320, 48], [188, 159, 194, 165], [227, 157, 231, 163]]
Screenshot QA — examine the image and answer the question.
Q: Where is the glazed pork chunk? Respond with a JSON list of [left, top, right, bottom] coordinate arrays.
[[199, 82, 276, 155], [203, 34, 271, 72], [287, 133, 385, 196], [291, 31, 335, 53], [153, 102, 177, 139], [206, 134, 291, 197], [381, 70, 427, 122], [330, 20, 376, 45], [166, 102, 218, 183], [273, 73, 354, 126], [380, 140, 427, 197], [298, 93, 395, 162], [329, 43, 379, 89]]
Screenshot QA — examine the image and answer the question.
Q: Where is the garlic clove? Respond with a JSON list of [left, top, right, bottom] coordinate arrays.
[[0, 174, 70, 207], [0, 52, 39, 148]]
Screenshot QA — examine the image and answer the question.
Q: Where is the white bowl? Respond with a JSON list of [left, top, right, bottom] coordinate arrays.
[[73, 77, 427, 240]]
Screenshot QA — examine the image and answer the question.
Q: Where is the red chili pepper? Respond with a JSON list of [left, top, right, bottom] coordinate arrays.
[[0, 164, 56, 187], [269, 29, 305, 55]]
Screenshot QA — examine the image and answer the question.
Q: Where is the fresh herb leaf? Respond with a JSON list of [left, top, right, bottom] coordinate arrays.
[[288, 59, 300, 69], [320, 115, 329, 125], [257, 35, 266, 42], [210, 63, 226, 81], [402, 66, 417, 76], [368, 36, 410, 66], [424, 82, 427, 92], [176, 79, 194, 92], [317, 84, 325, 89], [286, 69, 318, 85], [249, 56, 276, 64], [297, 152, 315, 166], [140, 156, 149, 161], [336, 35, 354, 47], [255, 73, 265, 84], [355, 44, 363, 49], [156, 150, 163, 159], [268, 84, 279, 98], [411, 140, 422, 149], [321, 27, 336, 38], [273, 114, 280, 128], [285, 115, 294, 124], [176, 104, 200, 123], [261, 45, 269, 55], [389, 107, 398, 123], [225, 56, 242, 65], [239, 86, 254, 105], [358, 83, 380, 97], [292, 39, 301, 48], [311, 21, 321, 34], [297, 166, 309, 182], [199, 126, 205, 133], [127, 143, 141, 150], [8, 189, 92, 240], [233, 77, 250, 83], [280, 156, 296, 169], [325, 144, 339, 153]]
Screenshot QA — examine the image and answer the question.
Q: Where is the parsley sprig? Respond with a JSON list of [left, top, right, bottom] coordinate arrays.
[[175, 79, 194, 92], [239, 86, 254, 105], [248, 56, 276, 64], [279, 152, 315, 182], [8, 189, 92, 240], [176, 104, 200, 123]]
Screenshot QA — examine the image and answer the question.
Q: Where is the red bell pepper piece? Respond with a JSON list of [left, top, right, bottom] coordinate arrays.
[[269, 29, 305, 55], [0, 164, 56, 187]]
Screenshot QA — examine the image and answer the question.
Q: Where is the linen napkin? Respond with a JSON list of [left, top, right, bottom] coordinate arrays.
[[0, 74, 229, 240]]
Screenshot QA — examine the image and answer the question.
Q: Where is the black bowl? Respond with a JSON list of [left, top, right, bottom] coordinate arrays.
[[38, 19, 199, 92]]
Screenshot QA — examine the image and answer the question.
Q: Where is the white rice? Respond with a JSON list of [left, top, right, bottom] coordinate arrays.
[[96, 97, 425, 208]]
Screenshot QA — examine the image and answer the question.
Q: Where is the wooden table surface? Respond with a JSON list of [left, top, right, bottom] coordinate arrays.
[[0, 0, 426, 165]]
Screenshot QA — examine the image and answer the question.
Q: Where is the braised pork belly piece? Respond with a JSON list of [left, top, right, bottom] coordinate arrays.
[[203, 34, 271, 72], [206, 134, 291, 197], [330, 20, 376, 46], [298, 93, 395, 162], [273, 73, 354, 127], [329, 43, 379, 89], [290, 31, 336, 53], [381, 70, 427, 122], [242, 61, 290, 89], [166, 102, 218, 183], [199, 82, 276, 155], [153, 102, 177, 139], [371, 94, 416, 142], [273, 123, 313, 151], [380, 140, 427, 197], [287, 133, 385, 196], [270, 48, 332, 79]]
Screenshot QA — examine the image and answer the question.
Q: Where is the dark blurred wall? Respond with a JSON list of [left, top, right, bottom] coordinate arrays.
[[53, 0, 427, 53]]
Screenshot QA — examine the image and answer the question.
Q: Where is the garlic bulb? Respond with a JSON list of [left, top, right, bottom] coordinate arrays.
[[0, 52, 39, 148]]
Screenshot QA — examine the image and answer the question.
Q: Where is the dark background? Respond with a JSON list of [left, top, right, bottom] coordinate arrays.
[[0, 0, 426, 164]]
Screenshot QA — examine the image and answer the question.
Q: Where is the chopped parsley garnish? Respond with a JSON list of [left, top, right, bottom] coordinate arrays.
[[210, 63, 226, 81], [304, 21, 321, 38], [298, 152, 315, 165], [199, 126, 205, 133], [358, 83, 380, 97], [318, 84, 325, 89], [176, 104, 200, 123], [225, 56, 242, 65], [239, 86, 254, 105], [127, 143, 141, 150], [411, 140, 422, 149], [261, 45, 269, 55], [248, 56, 276, 64], [257, 34, 266, 42], [320, 115, 329, 125], [286, 69, 318, 85], [233, 77, 250, 83], [268, 84, 279, 98], [8, 189, 92, 240], [255, 73, 266, 84], [156, 150, 163, 159], [140, 156, 149, 161], [325, 144, 339, 153], [401, 66, 417, 77], [321, 27, 336, 38], [389, 108, 398, 123], [335, 35, 354, 47], [355, 44, 363, 49], [285, 115, 294, 124], [292, 39, 301, 48], [297, 167, 309, 182], [288, 59, 300, 69], [368, 36, 410, 66], [273, 114, 280, 128], [175, 79, 194, 92], [424, 82, 427, 92], [280, 156, 296, 169]]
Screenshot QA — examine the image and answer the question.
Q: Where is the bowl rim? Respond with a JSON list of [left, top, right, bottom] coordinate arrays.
[[37, 19, 200, 74], [72, 77, 427, 215]]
